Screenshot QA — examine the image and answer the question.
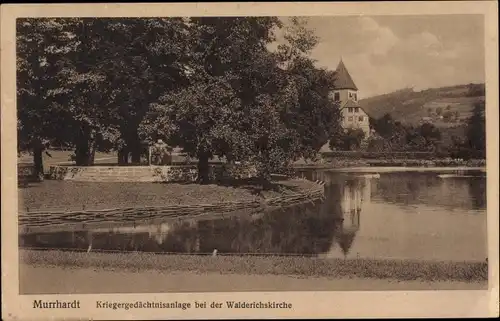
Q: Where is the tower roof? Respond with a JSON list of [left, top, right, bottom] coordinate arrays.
[[334, 59, 358, 91], [341, 99, 361, 109], [337, 229, 357, 256]]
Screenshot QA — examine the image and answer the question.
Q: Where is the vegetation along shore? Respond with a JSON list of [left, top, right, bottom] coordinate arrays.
[[292, 157, 486, 169], [21, 250, 487, 284]]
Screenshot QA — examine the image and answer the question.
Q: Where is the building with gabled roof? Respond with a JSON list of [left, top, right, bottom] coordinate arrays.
[[331, 59, 371, 138]]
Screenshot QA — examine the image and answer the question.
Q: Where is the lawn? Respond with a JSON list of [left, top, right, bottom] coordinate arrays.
[[18, 150, 118, 171], [18, 148, 224, 173], [18, 178, 315, 212]]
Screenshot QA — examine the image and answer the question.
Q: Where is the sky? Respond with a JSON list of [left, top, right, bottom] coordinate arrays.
[[277, 15, 485, 98]]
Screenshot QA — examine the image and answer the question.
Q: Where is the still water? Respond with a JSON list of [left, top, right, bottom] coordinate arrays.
[[20, 168, 487, 262]]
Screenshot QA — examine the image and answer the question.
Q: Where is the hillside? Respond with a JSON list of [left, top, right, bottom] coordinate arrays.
[[359, 83, 485, 129]]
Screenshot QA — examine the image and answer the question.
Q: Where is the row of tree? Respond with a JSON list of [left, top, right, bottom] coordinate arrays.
[[362, 101, 485, 157], [367, 114, 442, 152], [451, 102, 486, 159], [17, 17, 342, 185]]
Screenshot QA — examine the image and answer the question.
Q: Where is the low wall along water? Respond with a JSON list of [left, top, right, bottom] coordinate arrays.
[[48, 164, 258, 183]]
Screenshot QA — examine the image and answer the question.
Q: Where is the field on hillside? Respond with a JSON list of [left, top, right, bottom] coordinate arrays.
[[360, 84, 485, 128]]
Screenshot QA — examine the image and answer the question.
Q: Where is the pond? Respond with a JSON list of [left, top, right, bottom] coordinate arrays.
[[19, 168, 487, 262]]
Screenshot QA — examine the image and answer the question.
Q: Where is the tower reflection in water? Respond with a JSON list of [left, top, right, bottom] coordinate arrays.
[[20, 171, 373, 257], [306, 170, 372, 258]]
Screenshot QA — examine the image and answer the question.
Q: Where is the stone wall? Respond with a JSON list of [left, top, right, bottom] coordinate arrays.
[[18, 163, 40, 184], [48, 164, 258, 183], [18, 163, 35, 177]]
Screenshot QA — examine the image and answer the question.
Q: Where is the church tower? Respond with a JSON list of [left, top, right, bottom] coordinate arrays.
[[332, 58, 359, 104], [331, 59, 370, 138]]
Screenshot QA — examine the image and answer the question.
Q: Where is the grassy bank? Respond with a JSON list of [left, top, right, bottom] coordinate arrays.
[[20, 249, 487, 283], [20, 265, 486, 294], [19, 178, 316, 212]]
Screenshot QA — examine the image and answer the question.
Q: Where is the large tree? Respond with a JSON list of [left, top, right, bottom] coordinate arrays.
[[140, 17, 340, 186], [222, 17, 341, 185], [16, 19, 99, 173], [330, 128, 366, 151], [17, 19, 55, 177], [405, 123, 441, 152], [140, 17, 281, 183], [99, 18, 191, 164], [17, 18, 119, 167], [140, 17, 280, 182], [17, 18, 191, 167]]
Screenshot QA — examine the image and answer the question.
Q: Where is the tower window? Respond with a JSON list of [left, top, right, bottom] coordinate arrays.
[[353, 93, 357, 101], [348, 107, 353, 113], [355, 107, 360, 113], [334, 92, 340, 101], [359, 116, 364, 122]]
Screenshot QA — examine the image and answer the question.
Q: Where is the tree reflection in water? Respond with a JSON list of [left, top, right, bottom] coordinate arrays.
[[467, 177, 486, 210]]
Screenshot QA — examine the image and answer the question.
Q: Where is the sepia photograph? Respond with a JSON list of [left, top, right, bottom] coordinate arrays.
[[2, 2, 499, 320]]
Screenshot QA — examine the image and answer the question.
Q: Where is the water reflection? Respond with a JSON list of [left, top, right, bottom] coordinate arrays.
[[20, 169, 487, 261], [468, 178, 487, 209], [303, 171, 372, 257], [371, 171, 485, 211]]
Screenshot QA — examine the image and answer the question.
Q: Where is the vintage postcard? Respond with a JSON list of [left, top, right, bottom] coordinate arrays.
[[1, 1, 499, 319]]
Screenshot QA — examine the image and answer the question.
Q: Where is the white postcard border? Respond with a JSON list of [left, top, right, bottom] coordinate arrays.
[[1, 2, 498, 319]]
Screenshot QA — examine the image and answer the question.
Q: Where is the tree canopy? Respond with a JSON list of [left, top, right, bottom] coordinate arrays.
[[17, 17, 341, 185]]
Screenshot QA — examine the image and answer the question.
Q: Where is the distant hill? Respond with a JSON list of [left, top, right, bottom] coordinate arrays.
[[359, 83, 485, 129]]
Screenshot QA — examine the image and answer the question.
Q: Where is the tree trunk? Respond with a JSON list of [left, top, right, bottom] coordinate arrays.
[[87, 140, 96, 165], [259, 167, 272, 191], [118, 148, 129, 165], [257, 153, 272, 191], [127, 131, 142, 164], [131, 144, 141, 164], [33, 139, 44, 181], [197, 152, 210, 184], [86, 129, 97, 166], [75, 136, 89, 166]]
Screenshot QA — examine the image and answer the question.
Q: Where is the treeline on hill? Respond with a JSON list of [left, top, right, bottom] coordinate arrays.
[[363, 102, 485, 159], [327, 100, 485, 160], [359, 83, 485, 123], [16, 17, 342, 187]]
